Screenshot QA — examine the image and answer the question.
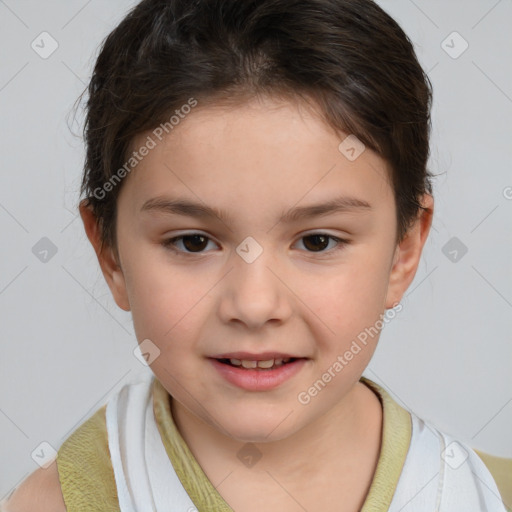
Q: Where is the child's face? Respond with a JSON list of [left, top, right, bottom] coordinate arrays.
[[84, 95, 432, 442]]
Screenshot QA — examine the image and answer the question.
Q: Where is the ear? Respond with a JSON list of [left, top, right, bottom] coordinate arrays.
[[385, 194, 434, 309], [79, 200, 131, 312]]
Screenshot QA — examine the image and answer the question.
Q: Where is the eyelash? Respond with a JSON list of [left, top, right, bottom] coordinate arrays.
[[161, 232, 349, 257]]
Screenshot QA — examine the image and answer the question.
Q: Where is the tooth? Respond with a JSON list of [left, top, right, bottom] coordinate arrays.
[[283, 357, 291, 363], [230, 358, 242, 366], [241, 359, 258, 369], [257, 359, 274, 368], [274, 358, 284, 366]]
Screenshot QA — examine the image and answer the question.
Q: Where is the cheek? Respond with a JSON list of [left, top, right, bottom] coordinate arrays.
[[124, 256, 221, 362], [126, 267, 206, 384], [296, 254, 391, 351]]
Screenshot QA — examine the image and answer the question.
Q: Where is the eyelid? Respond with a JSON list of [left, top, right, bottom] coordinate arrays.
[[161, 230, 350, 256], [161, 231, 219, 253], [293, 232, 349, 255]]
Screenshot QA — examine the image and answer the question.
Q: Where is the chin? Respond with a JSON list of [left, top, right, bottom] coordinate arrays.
[[214, 406, 301, 444]]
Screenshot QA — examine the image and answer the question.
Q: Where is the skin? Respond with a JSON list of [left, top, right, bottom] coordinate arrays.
[[1, 461, 66, 512], [79, 95, 433, 511]]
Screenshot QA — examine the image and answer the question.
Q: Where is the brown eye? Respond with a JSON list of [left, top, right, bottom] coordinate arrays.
[[302, 234, 329, 251], [297, 233, 348, 254], [181, 234, 208, 252], [162, 233, 216, 254]]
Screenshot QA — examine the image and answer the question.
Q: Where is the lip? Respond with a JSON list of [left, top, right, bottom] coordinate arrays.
[[209, 351, 301, 361], [209, 357, 308, 391]]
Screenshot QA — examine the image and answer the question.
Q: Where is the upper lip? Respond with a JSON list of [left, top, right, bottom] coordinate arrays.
[[209, 351, 305, 361]]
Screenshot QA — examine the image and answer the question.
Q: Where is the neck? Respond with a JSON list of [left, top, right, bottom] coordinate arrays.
[[170, 379, 383, 483]]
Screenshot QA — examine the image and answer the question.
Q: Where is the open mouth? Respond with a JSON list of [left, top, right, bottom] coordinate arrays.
[[210, 356, 308, 390], [216, 357, 300, 370]]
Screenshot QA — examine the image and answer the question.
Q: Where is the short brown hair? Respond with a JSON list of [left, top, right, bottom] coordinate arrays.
[[77, 0, 435, 254]]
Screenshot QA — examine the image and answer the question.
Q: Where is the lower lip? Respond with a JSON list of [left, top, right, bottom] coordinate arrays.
[[209, 358, 307, 391]]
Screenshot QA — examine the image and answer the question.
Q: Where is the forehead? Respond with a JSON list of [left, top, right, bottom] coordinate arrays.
[[118, 96, 394, 221]]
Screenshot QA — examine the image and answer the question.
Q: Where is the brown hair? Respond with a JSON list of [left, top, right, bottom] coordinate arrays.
[[77, 0, 435, 255]]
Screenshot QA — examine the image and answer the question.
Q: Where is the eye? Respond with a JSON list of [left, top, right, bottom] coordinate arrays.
[[295, 233, 348, 254], [162, 233, 218, 254], [161, 232, 349, 256]]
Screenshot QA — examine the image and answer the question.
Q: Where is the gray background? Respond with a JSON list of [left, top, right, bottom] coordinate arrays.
[[1, 0, 511, 498]]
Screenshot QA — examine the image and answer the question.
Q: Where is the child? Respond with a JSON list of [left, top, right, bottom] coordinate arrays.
[[2, 0, 507, 510]]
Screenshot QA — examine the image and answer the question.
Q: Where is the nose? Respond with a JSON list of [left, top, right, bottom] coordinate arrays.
[[217, 243, 293, 330]]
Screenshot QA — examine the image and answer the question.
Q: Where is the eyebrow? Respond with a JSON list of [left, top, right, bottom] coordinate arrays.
[[140, 195, 372, 224]]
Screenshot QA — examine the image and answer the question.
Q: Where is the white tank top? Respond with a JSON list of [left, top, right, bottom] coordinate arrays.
[[105, 374, 507, 512]]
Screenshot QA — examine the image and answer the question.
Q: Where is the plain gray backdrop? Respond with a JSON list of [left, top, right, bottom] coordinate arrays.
[[1, 0, 511, 499]]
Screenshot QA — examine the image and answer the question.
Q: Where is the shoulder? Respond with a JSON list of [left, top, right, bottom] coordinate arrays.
[[1, 461, 67, 512], [56, 402, 120, 511], [436, 431, 507, 511], [399, 413, 507, 511], [2, 402, 116, 512], [2, 376, 154, 512]]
